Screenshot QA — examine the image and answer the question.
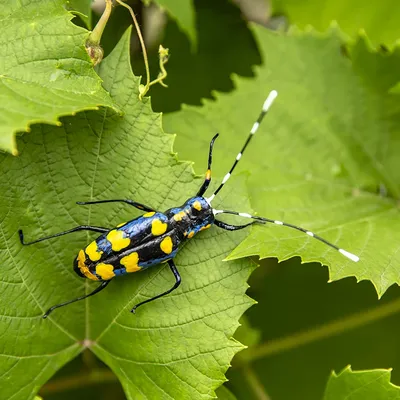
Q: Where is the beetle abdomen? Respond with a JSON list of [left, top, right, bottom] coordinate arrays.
[[74, 211, 179, 281]]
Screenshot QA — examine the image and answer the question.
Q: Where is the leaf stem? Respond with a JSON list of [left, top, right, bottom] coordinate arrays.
[[88, 0, 113, 45], [237, 296, 400, 364], [39, 369, 118, 395], [86, 0, 113, 65]]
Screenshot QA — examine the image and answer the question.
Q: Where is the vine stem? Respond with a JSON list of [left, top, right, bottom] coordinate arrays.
[[236, 296, 400, 365], [40, 369, 117, 395], [243, 365, 271, 400], [115, 0, 150, 99]]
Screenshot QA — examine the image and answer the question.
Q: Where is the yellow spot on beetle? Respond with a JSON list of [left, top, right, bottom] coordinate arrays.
[[200, 224, 211, 231], [117, 222, 127, 227], [160, 236, 173, 254], [107, 230, 130, 251], [77, 249, 86, 265], [82, 265, 99, 281], [193, 201, 202, 211], [206, 169, 211, 180], [188, 231, 195, 239], [96, 263, 115, 280], [77, 251, 98, 281], [120, 252, 141, 273], [173, 211, 185, 222], [85, 241, 103, 261], [152, 219, 168, 236], [143, 211, 155, 218]]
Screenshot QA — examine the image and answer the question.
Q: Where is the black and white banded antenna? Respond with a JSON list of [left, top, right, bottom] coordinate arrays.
[[206, 90, 278, 204], [207, 90, 360, 263]]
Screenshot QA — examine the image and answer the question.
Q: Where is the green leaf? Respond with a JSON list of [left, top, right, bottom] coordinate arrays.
[[272, 0, 400, 50], [164, 25, 400, 296], [67, 0, 93, 28], [148, 0, 196, 46], [350, 34, 400, 93], [323, 366, 400, 399], [0, 0, 116, 154], [138, 0, 261, 113], [0, 27, 255, 399], [228, 259, 400, 399]]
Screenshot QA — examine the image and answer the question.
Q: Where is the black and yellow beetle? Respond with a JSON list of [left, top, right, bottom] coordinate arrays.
[[19, 90, 359, 318]]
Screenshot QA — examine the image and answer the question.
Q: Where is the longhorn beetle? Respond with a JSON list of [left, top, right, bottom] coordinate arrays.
[[19, 90, 359, 318]]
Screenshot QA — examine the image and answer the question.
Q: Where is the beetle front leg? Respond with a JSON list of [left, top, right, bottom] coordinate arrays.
[[77, 199, 155, 212]]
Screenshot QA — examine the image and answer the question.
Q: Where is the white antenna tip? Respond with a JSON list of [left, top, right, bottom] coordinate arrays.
[[339, 249, 359, 262], [262, 90, 278, 112]]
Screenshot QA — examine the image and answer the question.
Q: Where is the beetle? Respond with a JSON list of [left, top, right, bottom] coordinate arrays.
[[19, 90, 359, 318]]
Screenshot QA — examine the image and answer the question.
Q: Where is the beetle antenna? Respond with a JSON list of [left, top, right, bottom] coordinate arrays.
[[213, 209, 360, 262], [206, 90, 278, 203]]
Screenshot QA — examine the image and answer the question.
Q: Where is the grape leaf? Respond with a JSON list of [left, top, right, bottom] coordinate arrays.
[[324, 366, 400, 399], [350, 35, 400, 93], [229, 259, 400, 400], [164, 25, 400, 296], [0, 0, 116, 155], [145, 0, 196, 46], [0, 27, 255, 399], [272, 0, 400, 50], [141, 0, 261, 113], [67, 0, 92, 27]]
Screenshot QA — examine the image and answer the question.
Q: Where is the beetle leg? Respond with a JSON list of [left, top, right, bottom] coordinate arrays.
[[43, 280, 111, 319], [131, 259, 181, 313], [19, 226, 109, 246], [77, 199, 155, 212]]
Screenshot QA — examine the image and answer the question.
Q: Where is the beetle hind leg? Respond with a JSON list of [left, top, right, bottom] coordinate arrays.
[[131, 259, 181, 314], [43, 280, 111, 318]]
